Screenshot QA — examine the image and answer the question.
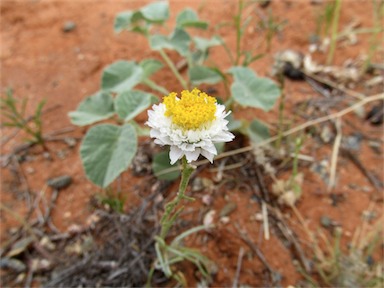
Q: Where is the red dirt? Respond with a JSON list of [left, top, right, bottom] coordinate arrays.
[[1, 0, 383, 287]]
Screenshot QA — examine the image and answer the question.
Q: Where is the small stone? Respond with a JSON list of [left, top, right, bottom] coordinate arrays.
[[254, 213, 263, 221], [25, 167, 35, 174], [0, 258, 26, 272], [220, 216, 230, 224], [201, 194, 213, 206], [343, 133, 363, 151], [320, 215, 332, 228], [191, 177, 204, 192], [203, 210, 216, 227], [64, 137, 77, 148], [47, 175, 72, 190], [62, 21, 76, 33]]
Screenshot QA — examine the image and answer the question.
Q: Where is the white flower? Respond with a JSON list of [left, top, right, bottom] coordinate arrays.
[[146, 89, 234, 164]]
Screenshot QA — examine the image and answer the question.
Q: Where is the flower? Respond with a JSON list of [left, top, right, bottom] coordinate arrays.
[[146, 88, 235, 164]]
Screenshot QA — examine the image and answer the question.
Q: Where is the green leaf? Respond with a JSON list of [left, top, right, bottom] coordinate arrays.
[[193, 36, 221, 52], [80, 123, 137, 188], [140, 1, 169, 23], [68, 92, 115, 126], [101, 61, 143, 94], [115, 90, 158, 122], [247, 119, 270, 143], [229, 66, 280, 111], [152, 151, 180, 181], [114, 11, 142, 33], [139, 59, 163, 79], [114, 2, 169, 33], [149, 28, 191, 56], [189, 66, 222, 85], [176, 8, 208, 29]]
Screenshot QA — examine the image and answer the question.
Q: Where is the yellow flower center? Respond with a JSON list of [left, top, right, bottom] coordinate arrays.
[[163, 88, 217, 130]]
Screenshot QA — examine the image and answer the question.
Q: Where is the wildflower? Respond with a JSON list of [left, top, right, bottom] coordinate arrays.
[[147, 88, 234, 164]]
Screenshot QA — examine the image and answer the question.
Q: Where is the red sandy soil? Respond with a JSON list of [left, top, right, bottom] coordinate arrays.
[[1, 0, 383, 286]]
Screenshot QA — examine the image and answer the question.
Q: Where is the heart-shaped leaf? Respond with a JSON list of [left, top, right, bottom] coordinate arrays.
[[139, 59, 163, 79], [101, 61, 143, 94], [149, 28, 191, 56], [115, 90, 158, 122], [193, 36, 221, 52], [176, 8, 208, 29], [140, 1, 169, 23], [114, 2, 169, 33], [189, 66, 222, 85], [80, 123, 137, 188], [229, 66, 280, 111], [68, 92, 115, 126]]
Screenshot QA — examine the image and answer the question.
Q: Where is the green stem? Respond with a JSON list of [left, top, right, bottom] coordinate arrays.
[[142, 78, 169, 95], [160, 157, 194, 239], [326, 0, 341, 65], [159, 49, 189, 90], [235, 0, 244, 66], [276, 73, 285, 149]]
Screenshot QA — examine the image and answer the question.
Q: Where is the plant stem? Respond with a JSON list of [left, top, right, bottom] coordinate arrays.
[[160, 157, 194, 239], [159, 49, 189, 90], [235, 0, 244, 66], [142, 78, 169, 95], [326, 0, 341, 65], [276, 73, 285, 149]]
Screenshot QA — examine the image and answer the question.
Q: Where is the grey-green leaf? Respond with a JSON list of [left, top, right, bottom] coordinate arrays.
[[229, 66, 280, 111], [140, 1, 169, 23], [176, 8, 208, 29], [247, 119, 270, 143], [193, 36, 221, 52], [140, 59, 163, 79], [114, 11, 134, 33], [115, 90, 158, 122], [114, 10, 147, 34], [149, 28, 191, 56], [152, 151, 180, 181], [80, 124, 137, 188], [189, 66, 222, 85], [101, 61, 143, 93], [68, 92, 115, 126]]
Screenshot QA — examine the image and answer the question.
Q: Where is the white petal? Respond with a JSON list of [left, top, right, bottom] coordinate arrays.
[[169, 145, 184, 165], [201, 149, 214, 163], [185, 148, 201, 163]]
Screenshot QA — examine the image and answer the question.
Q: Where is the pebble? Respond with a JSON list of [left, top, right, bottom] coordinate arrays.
[[46, 175, 72, 190], [62, 21, 76, 33], [0, 258, 26, 272], [320, 215, 332, 228]]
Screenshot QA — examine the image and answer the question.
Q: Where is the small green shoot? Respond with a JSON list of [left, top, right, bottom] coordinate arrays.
[[1, 88, 47, 150], [98, 188, 126, 213]]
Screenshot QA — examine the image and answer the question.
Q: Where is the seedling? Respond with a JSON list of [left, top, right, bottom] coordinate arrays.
[[1, 88, 47, 150]]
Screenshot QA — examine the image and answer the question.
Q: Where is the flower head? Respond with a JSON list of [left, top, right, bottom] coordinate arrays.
[[147, 88, 235, 164]]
